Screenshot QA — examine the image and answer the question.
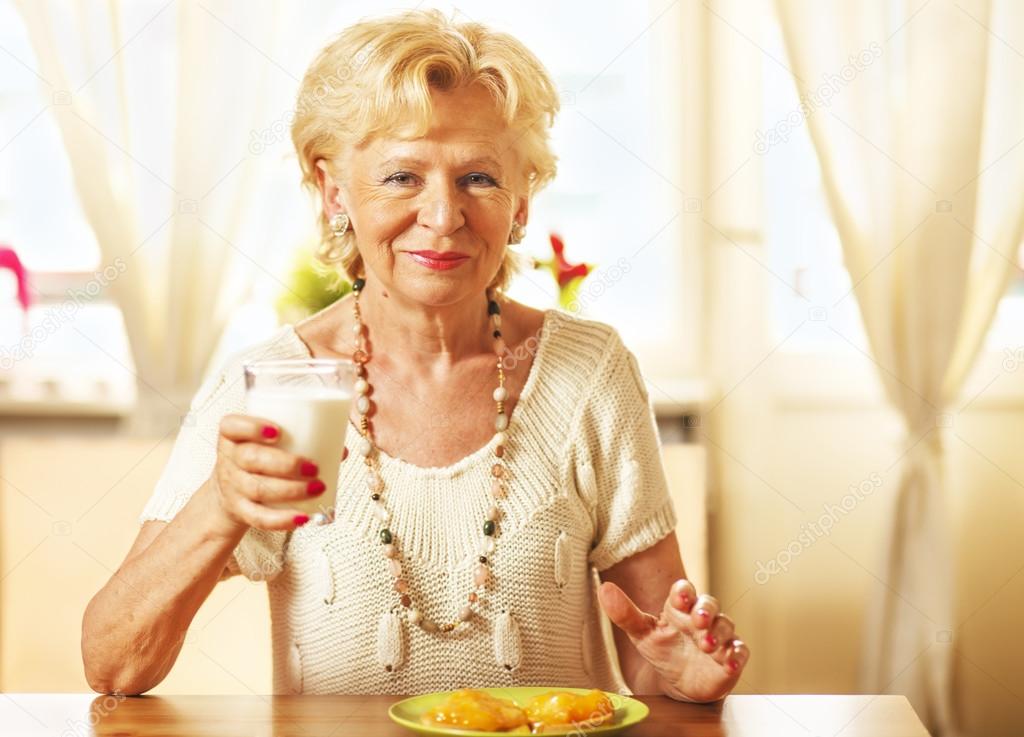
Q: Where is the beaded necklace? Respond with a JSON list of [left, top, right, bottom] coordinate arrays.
[[349, 277, 509, 634]]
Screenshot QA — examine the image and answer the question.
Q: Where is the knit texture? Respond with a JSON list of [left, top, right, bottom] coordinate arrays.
[[140, 309, 678, 694]]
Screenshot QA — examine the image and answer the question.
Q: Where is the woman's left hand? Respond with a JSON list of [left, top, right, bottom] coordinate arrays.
[[598, 579, 750, 703]]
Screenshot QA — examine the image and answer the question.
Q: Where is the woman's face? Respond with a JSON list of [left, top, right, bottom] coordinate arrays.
[[319, 83, 529, 307]]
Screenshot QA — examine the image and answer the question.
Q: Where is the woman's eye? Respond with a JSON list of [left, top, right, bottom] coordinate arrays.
[[465, 173, 497, 186], [384, 172, 416, 185]]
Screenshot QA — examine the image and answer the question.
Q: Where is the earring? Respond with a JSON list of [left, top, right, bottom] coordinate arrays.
[[508, 221, 526, 245], [330, 212, 350, 238]]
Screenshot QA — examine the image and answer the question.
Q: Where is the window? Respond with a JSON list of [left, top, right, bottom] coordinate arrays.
[[760, 16, 1024, 354], [0, 0, 135, 414]]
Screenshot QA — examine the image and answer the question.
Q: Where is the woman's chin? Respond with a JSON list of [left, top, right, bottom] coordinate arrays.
[[392, 264, 490, 307], [396, 275, 485, 308]]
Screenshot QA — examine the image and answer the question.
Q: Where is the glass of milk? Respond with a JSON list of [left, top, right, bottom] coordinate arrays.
[[243, 358, 355, 525]]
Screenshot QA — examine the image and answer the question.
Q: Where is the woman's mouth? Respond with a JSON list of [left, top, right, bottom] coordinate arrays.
[[405, 251, 470, 271]]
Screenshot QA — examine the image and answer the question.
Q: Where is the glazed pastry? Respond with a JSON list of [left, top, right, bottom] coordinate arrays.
[[523, 689, 615, 732], [421, 688, 530, 732]]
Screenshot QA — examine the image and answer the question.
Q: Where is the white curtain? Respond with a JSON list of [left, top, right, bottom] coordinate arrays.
[[775, 1, 1024, 734], [15, 0, 293, 429]]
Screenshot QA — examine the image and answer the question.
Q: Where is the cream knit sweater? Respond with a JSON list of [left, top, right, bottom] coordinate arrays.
[[140, 308, 677, 695]]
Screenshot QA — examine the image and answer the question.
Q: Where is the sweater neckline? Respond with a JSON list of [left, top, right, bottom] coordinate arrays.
[[278, 308, 556, 478]]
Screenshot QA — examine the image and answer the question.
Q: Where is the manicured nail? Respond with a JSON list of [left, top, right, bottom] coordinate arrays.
[[307, 480, 326, 496], [293, 514, 310, 526], [705, 634, 717, 648], [262, 425, 279, 439], [696, 608, 709, 620], [728, 660, 739, 673], [341, 447, 349, 461], [300, 461, 319, 477]]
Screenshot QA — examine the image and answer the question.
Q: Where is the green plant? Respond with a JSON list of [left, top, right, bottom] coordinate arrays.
[[276, 241, 352, 322]]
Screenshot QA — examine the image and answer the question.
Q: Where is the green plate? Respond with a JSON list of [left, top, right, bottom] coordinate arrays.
[[388, 686, 649, 736]]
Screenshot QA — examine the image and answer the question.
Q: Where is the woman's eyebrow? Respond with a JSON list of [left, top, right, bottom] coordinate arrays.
[[375, 155, 504, 171]]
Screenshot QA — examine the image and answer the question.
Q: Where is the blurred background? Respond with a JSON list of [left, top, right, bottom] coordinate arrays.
[[1, 1, 1022, 735]]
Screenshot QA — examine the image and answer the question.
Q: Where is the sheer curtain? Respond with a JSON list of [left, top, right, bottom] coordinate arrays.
[[15, 0, 294, 429], [775, 1, 1024, 734]]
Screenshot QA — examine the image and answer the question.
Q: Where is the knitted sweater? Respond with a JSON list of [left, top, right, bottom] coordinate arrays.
[[140, 308, 678, 694]]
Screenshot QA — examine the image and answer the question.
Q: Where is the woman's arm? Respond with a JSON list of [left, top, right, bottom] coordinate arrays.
[[599, 532, 686, 693], [82, 414, 322, 695], [81, 480, 245, 695]]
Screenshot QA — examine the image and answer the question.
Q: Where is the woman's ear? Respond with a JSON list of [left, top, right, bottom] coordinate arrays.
[[315, 159, 345, 218], [514, 194, 529, 228]]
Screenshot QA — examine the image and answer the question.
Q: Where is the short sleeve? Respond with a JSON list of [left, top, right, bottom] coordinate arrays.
[[572, 329, 678, 572], [138, 341, 291, 583]]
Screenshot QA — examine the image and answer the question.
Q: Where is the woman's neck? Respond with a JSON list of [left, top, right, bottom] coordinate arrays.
[[355, 279, 494, 373]]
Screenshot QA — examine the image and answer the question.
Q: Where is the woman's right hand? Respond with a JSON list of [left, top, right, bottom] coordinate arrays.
[[209, 413, 325, 534]]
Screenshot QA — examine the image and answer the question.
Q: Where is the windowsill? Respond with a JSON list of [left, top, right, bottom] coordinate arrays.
[[771, 349, 1024, 410]]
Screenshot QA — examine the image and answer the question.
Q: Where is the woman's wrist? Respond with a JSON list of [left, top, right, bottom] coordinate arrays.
[[193, 477, 248, 544]]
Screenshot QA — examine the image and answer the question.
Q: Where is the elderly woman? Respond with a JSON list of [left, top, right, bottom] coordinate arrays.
[[82, 10, 748, 701]]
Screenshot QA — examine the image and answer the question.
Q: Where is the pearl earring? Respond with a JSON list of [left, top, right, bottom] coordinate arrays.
[[508, 222, 526, 245], [330, 212, 350, 238]]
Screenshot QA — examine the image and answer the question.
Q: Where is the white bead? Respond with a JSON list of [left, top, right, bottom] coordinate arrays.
[[383, 544, 397, 558], [459, 605, 473, 622], [408, 609, 422, 625], [388, 558, 402, 578], [480, 537, 495, 555], [359, 438, 373, 457], [356, 395, 370, 414], [491, 314, 502, 328], [494, 432, 506, 446], [352, 322, 362, 334], [375, 503, 389, 522], [487, 506, 500, 522], [494, 413, 509, 431], [365, 473, 381, 490], [355, 378, 369, 395], [493, 386, 508, 402]]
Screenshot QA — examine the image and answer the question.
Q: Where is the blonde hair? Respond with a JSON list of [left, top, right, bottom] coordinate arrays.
[[291, 9, 561, 290]]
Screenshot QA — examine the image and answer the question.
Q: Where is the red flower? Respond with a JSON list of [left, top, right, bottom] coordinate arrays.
[[548, 233, 591, 288]]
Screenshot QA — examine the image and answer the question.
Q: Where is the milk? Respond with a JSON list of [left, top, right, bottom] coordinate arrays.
[[245, 387, 351, 518]]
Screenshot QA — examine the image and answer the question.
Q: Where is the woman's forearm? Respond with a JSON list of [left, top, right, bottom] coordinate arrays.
[[81, 479, 246, 695]]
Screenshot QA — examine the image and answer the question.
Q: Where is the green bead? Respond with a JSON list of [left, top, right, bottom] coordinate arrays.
[[483, 520, 496, 536], [353, 277, 366, 292], [380, 528, 392, 544]]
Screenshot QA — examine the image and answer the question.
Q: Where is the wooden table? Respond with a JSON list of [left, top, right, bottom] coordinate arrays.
[[0, 693, 931, 736]]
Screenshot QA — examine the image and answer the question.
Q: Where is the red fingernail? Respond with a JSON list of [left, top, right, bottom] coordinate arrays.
[[728, 660, 740, 673], [262, 425, 279, 439], [293, 514, 309, 526], [307, 480, 326, 496], [341, 447, 349, 461], [696, 608, 709, 620], [679, 595, 691, 609], [300, 461, 318, 477], [705, 634, 717, 648]]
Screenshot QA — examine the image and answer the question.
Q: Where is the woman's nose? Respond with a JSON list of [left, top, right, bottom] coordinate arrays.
[[416, 182, 465, 236]]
